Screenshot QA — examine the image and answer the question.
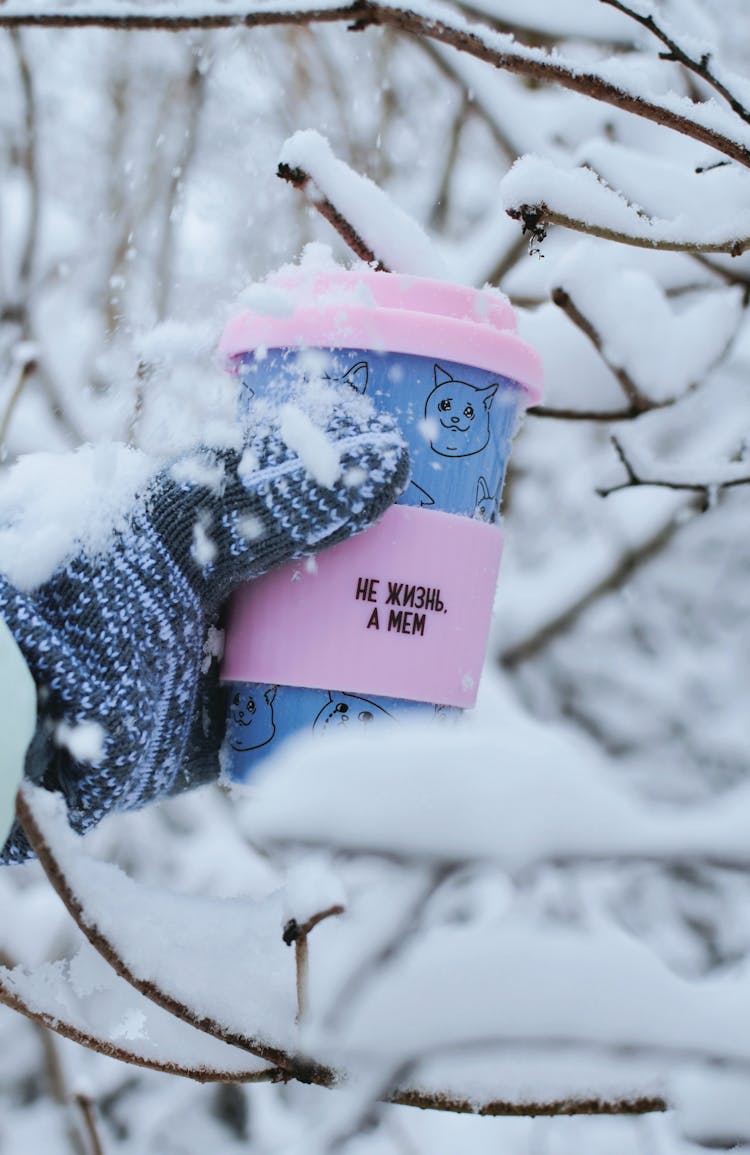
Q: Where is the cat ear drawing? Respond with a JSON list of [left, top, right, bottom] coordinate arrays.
[[480, 384, 498, 411], [473, 475, 500, 523], [340, 361, 369, 394], [313, 691, 393, 734]]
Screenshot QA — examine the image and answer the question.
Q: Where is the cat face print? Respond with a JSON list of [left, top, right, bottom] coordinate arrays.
[[313, 692, 393, 735], [425, 365, 498, 458], [229, 684, 277, 751]]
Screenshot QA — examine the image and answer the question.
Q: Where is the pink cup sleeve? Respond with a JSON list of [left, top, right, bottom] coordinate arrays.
[[221, 506, 504, 708]]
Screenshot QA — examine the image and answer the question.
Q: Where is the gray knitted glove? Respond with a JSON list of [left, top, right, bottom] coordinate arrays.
[[0, 396, 409, 863]]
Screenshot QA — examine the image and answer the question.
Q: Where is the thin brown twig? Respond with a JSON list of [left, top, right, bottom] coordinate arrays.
[[508, 202, 750, 256], [499, 506, 696, 667], [0, 351, 37, 450], [429, 90, 471, 231], [155, 51, 207, 321], [599, 0, 750, 129], [74, 1095, 106, 1155], [529, 404, 644, 422], [417, 37, 516, 163], [691, 251, 750, 296], [551, 286, 675, 414], [597, 435, 750, 499], [277, 162, 389, 268], [9, 29, 39, 295], [282, 905, 345, 1021], [1, 3, 750, 169], [0, 967, 286, 1085]]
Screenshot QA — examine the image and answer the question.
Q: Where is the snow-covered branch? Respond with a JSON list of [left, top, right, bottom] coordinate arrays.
[[599, 0, 750, 130], [599, 434, 750, 500], [3, 1, 750, 169], [501, 152, 750, 256], [278, 130, 448, 276]]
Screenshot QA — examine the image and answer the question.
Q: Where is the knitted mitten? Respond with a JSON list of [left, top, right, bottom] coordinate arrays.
[[0, 395, 409, 864]]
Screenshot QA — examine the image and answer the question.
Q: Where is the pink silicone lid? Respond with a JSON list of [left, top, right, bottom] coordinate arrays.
[[220, 268, 544, 406]]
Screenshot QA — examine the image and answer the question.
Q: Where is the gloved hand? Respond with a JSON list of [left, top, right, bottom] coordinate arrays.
[[0, 395, 409, 864]]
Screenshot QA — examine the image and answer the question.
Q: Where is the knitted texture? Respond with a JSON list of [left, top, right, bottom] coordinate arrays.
[[0, 398, 409, 864]]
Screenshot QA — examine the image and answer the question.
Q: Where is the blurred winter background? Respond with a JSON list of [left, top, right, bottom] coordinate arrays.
[[1, 0, 750, 1152]]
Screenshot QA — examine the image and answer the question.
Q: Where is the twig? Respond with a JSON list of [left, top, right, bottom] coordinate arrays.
[[499, 506, 695, 667], [598, 435, 750, 500], [0, 968, 286, 1085], [74, 1095, 106, 1155], [282, 905, 345, 1022], [529, 404, 646, 422], [417, 38, 516, 163], [14, 787, 335, 1085], [277, 162, 389, 268], [155, 50, 207, 321], [599, 0, 750, 129], [484, 233, 529, 290], [508, 202, 750, 256], [551, 286, 673, 413], [390, 1084, 665, 1116], [1, 3, 750, 169], [428, 90, 470, 231], [325, 865, 453, 1031], [0, 350, 38, 451], [691, 251, 750, 297], [9, 29, 39, 295]]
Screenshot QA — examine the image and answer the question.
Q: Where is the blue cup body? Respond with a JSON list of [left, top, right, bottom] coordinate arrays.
[[224, 347, 524, 781]]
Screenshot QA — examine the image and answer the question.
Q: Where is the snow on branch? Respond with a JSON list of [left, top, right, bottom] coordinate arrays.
[[599, 433, 750, 500], [12, 785, 672, 1118], [238, 722, 750, 872], [599, 0, 750, 130], [502, 157, 750, 254], [0, 961, 282, 1084], [3, 1, 750, 169], [278, 130, 449, 277], [538, 243, 745, 420]]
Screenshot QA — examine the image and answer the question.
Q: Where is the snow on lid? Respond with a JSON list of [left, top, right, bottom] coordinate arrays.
[[219, 248, 543, 404]]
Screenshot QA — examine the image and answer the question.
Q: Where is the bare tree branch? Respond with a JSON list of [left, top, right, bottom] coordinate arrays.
[[551, 286, 676, 414], [499, 506, 696, 667], [1, 3, 750, 169], [283, 905, 345, 1021], [73, 1095, 106, 1155], [417, 38, 517, 164], [529, 404, 645, 422], [155, 50, 208, 321], [598, 435, 750, 499], [14, 787, 335, 1085], [0, 348, 37, 450], [599, 0, 750, 129], [8, 29, 39, 297], [507, 202, 750, 256], [0, 971, 286, 1084]]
